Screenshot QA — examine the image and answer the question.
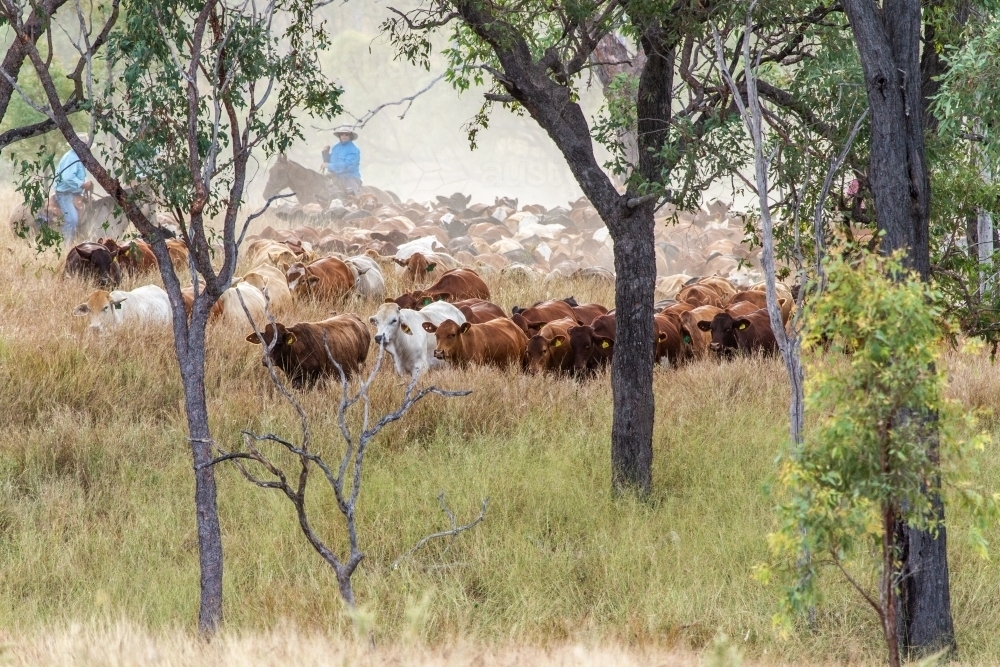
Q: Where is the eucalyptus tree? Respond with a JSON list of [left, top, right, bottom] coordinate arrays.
[[382, 0, 834, 494], [0, 0, 342, 633]]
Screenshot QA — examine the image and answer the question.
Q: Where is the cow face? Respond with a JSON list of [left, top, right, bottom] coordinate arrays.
[[698, 312, 748, 355], [395, 253, 437, 283], [526, 333, 567, 374], [73, 290, 127, 332], [568, 324, 611, 373], [421, 319, 468, 361], [370, 303, 411, 346], [246, 322, 296, 369], [285, 263, 307, 292]]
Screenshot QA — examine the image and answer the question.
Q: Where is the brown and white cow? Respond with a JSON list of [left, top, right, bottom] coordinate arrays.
[[246, 314, 371, 387], [286, 256, 354, 301], [421, 317, 527, 368]]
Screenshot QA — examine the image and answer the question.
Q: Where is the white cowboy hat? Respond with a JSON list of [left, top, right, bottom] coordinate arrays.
[[333, 125, 358, 141]]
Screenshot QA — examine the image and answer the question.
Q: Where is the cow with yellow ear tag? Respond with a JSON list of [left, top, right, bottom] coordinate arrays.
[[525, 317, 577, 375], [246, 314, 369, 388]]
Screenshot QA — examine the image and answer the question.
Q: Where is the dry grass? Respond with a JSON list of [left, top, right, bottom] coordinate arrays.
[[2, 200, 1000, 665]]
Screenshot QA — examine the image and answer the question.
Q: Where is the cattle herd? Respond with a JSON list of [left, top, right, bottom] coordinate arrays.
[[59, 192, 793, 388]]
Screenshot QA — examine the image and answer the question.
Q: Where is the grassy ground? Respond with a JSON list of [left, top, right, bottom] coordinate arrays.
[[1, 209, 999, 665]]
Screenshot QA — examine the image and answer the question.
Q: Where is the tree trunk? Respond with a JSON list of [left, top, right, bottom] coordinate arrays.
[[178, 303, 224, 634], [609, 207, 656, 494], [843, 0, 955, 656], [896, 495, 955, 659]]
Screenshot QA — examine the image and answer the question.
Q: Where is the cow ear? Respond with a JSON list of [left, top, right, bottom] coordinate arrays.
[[384, 298, 395, 304], [401, 323, 412, 335], [111, 295, 128, 307], [736, 319, 750, 331], [285, 332, 296, 345], [393, 257, 407, 266], [598, 338, 612, 349], [306, 275, 320, 284], [368, 316, 377, 325], [73, 304, 90, 316], [435, 292, 450, 302], [421, 322, 437, 333], [246, 332, 262, 344], [421, 297, 433, 306], [697, 320, 712, 332], [425, 263, 437, 272], [552, 335, 566, 348], [658, 332, 667, 342], [459, 322, 472, 334]]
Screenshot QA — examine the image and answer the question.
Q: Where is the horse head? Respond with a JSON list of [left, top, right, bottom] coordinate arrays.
[[263, 156, 291, 199]]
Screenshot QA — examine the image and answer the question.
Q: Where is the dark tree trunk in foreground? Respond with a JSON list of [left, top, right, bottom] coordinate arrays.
[[843, 0, 955, 657], [451, 1, 669, 494]]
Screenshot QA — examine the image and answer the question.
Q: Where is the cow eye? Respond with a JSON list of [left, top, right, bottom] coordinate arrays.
[[391, 319, 397, 324]]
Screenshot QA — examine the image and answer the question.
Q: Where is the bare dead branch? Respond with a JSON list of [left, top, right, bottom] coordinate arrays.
[[391, 495, 490, 570]]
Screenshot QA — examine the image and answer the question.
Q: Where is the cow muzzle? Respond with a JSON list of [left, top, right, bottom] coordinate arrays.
[[710, 342, 722, 353], [433, 349, 444, 359], [374, 333, 384, 345]]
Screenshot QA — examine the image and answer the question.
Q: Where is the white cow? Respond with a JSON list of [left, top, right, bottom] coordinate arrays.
[[344, 255, 385, 299], [370, 302, 467, 378], [213, 282, 267, 327], [73, 284, 172, 332], [237, 263, 292, 312]]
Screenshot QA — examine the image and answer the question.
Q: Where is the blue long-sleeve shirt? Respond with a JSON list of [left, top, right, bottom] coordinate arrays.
[[327, 141, 361, 180], [54, 149, 86, 193]]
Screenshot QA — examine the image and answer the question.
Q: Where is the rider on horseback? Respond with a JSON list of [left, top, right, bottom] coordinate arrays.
[[54, 135, 94, 240], [322, 125, 361, 197]]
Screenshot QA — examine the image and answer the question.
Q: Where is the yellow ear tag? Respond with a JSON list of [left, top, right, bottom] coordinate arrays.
[[737, 322, 749, 331], [553, 339, 561, 347], [285, 333, 296, 345], [401, 323, 411, 334], [601, 340, 610, 348]]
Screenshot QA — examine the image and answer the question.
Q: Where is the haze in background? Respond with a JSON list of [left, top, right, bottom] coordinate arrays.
[[248, 3, 612, 209]]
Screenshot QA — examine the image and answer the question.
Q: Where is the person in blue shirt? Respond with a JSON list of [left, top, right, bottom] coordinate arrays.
[[323, 125, 361, 196], [53, 136, 93, 239]]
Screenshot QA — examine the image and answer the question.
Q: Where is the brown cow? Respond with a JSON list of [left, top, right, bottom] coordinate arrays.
[[695, 276, 737, 304], [676, 283, 724, 308], [421, 318, 527, 367], [401, 268, 491, 305], [100, 238, 157, 275], [64, 242, 122, 287], [246, 314, 371, 387], [166, 239, 190, 270], [697, 308, 777, 357], [654, 312, 684, 365], [285, 257, 354, 301], [678, 301, 760, 359], [572, 302, 609, 325], [730, 289, 793, 324], [510, 298, 577, 336], [567, 312, 616, 374], [525, 317, 576, 374], [393, 251, 457, 284], [454, 298, 507, 324]]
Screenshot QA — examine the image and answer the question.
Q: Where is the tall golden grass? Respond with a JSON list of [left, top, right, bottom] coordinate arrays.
[[1, 200, 999, 665]]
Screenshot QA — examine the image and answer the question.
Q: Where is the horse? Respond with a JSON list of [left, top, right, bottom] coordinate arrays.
[[263, 154, 399, 208], [9, 186, 154, 243]]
